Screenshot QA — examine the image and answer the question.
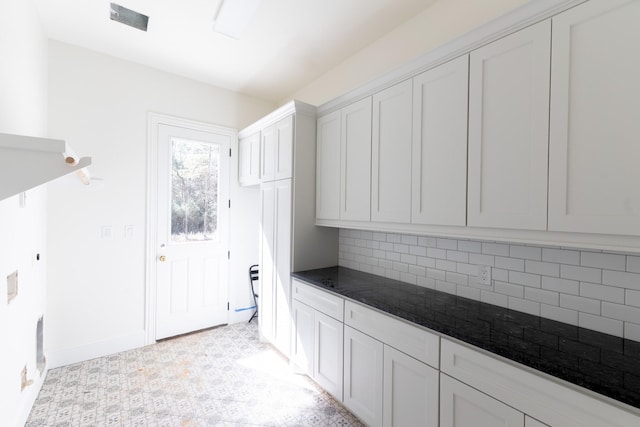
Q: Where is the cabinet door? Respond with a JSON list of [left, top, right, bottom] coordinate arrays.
[[440, 374, 524, 427], [316, 111, 341, 220], [344, 326, 383, 427], [274, 115, 294, 180], [314, 311, 344, 401], [273, 179, 292, 357], [412, 55, 468, 226], [238, 132, 260, 186], [291, 299, 314, 376], [371, 80, 413, 223], [261, 124, 277, 182], [258, 182, 276, 342], [548, 0, 640, 235], [341, 97, 372, 221], [467, 20, 551, 230], [383, 345, 439, 427]]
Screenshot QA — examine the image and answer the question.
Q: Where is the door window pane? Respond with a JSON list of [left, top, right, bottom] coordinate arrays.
[[170, 139, 220, 242]]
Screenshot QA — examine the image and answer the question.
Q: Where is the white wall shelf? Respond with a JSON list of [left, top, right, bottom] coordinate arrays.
[[0, 132, 91, 201]]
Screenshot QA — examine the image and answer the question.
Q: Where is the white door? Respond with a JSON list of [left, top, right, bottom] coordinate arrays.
[[440, 374, 524, 427], [467, 20, 551, 231], [383, 345, 439, 427], [314, 310, 344, 401], [371, 79, 413, 223], [548, 0, 640, 235], [291, 299, 314, 375], [316, 110, 341, 220], [155, 124, 230, 340]]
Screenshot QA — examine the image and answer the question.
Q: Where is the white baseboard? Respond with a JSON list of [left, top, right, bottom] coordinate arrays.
[[46, 331, 146, 369]]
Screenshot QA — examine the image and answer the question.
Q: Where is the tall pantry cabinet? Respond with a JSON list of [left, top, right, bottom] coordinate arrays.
[[238, 101, 338, 358]]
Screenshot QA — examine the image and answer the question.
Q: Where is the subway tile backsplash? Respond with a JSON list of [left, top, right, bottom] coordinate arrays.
[[338, 228, 640, 342]]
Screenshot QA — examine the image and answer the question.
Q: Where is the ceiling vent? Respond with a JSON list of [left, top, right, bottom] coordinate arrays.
[[110, 3, 149, 32]]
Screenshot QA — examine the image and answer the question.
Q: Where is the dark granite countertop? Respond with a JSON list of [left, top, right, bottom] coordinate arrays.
[[292, 266, 640, 411]]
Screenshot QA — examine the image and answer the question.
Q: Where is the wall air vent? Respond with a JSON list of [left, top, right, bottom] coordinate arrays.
[[110, 3, 149, 32]]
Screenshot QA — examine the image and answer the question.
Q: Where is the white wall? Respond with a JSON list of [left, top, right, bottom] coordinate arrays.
[[285, 0, 527, 105], [46, 41, 275, 368], [0, 0, 49, 425]]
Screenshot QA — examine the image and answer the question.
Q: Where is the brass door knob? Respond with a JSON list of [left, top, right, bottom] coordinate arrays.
[[159, 255, 167, 262]]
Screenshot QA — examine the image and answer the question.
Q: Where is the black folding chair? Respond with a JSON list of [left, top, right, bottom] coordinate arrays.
[[248, 264, 259, 323]]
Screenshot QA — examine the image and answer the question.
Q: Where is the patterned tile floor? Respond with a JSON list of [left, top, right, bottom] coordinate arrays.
[[26, 322, 364, 427]]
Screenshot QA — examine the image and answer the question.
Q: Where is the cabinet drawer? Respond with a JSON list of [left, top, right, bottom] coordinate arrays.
[[344, 300, 439, 368], [292, 279, 344, 321], [441, 338, 639, 427]]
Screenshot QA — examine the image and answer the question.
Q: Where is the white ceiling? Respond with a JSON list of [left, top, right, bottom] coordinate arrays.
[[35, 0, 437, 103]]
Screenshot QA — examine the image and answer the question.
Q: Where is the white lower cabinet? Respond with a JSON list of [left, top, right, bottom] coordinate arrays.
[[383, 345, 439, 427], [291, 299, 314, 376], [344, 325, 384, 427], [440, 374, 524, 427], [314, 311, 344, 399]]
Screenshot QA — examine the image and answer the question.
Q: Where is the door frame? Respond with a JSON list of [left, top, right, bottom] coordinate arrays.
[[145, 112, 237, 345]]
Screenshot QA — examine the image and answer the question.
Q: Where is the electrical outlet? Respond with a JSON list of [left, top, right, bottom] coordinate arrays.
[[477, 265, 492, 286]]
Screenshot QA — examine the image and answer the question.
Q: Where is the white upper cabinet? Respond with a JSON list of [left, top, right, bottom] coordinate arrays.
[[316, 110, 341, 220], [261, 115, 293, 182], [238, 132, 260, 186], [467, 20, 551, 231], [412, 55, 469, 227], [341, 97, 372, 221], [372, 80, 413, 223], [548, 0, 640, 235]]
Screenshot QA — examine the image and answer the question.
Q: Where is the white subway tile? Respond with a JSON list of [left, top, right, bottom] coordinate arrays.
[[354, 254, 367, 264], [366, 257, 379, 266], [541, 304, 578, 326], [602, 302, 640, 323], [341, 260, 359, 270], [603, 270, 640, 291], [410, 245, 427, 257], [627, 290, 640, 307], [401, 254, 417, 265], [393, 262, 409, 273], [627, 256, 640, 273], [508, 297, 540, 316], [525, 287, 559, 306], [386, 252, 401, 262], [379, 242, 394, 251], [542, 277, 579, 295], [578, 313, 623, 337], [400, 272, 417, 285], [436, 259, 457, 273], [437, 238, 458, 250], [360, 231, 373, 240], [373, 232, 387, 242], [417, 256, 436, 268], [359, 247, 374, 257], [378, 259, 393, 270], [542, 248, 580, 265], [385, 269, 400, 280], [581, 251, 626, 271], [419, 236, 437, 247], [354, 238, 367, 248], [372, 249, 386, 259], [469, 253, 495, 267], [579, 282, 624, 304], [458, 240, 482, 253], [366, 240, 380, 250], [401, 234, 418, 246], [447, 250, 469, 263], [436, 280, 457, 295], [525, 260, 560, 277], [371, 266, 386, 277], [360, 264, 373, 273], [481, 291, 508, 308], [492, 268, 509, 282], [446, 272, 468, 286], [482, 242, 510, 256], [495, 256, 525, 272], [561, 265, 602, 283], [393, 243, 410, 254], [509, 245, 542, 260], [509, 271, 541, 288], [560, 294, 600, 315], [624, 322, 640, 342], [457, 262, 477, 276], [427, 248, 447, 260], [417, 276, 436, 289], [409, 265, 426, 277], [427, 268, 446, 281], [457, 285, 481, 300], [494, 281, 524, 298], [387, 233, 402, 243]]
